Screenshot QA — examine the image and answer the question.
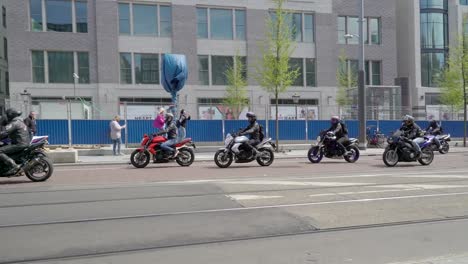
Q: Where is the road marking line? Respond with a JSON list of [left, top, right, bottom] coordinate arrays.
[[309, 189, 418, 197], [373, 184, 468, 189], [222, 180, 374, 187], [227, 195, 283, 201]]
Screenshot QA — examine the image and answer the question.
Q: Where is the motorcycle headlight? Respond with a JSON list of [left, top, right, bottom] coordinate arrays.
[[387, 137, 394, 144], [316, 136, 321, 142]]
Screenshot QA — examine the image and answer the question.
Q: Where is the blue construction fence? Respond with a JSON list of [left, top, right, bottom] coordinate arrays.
[[36, 119, 467, 145]]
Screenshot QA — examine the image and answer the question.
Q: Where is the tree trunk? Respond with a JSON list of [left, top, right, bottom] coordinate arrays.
[[275, 90, 279, 152]]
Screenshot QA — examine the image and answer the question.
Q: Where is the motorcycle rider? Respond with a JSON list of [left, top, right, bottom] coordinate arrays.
[[0, 108, 30, 175], [326, 116, 350, 156], [426, 119, 443, 150], [399, 115, 423, 157], [158, 113, 179, 158], [239, 112, 261, 158]]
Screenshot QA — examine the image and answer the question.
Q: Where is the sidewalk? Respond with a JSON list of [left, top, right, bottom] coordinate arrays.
[[59, 147, 468, 167]]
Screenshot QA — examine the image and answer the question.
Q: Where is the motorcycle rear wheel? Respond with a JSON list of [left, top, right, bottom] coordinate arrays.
[[344, 146, 360, 163], [25, 157, 53, 182], [214, 150, 233, 168], [439, 142, 449, 154], [176, 148, 195, 167], [418, 148, 434, 166], [130, 150, 150, 168], [257, 148, 274, 166]]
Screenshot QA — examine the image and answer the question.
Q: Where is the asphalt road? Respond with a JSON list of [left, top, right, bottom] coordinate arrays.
[[1, 152, 468, 264]]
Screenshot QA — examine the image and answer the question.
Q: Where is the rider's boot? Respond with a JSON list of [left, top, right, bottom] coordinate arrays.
[[4, 160, 20, 175]]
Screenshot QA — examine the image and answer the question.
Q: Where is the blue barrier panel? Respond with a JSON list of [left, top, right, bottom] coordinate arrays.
[[224, 120, 246, 136], [127, 120, 155, 144], [267, 120, 306, 140], [307, 120, 330, 139], [36, 120, 69, 145], [186, 120, 223, 142], [72, 120, 113, 145], [439, 121, 466, 137]]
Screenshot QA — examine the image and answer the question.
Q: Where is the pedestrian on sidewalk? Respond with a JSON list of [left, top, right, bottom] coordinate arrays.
[[24, 111, 37, 140], [110, 115, 126, 156], [153, 108, 166, 132], [177, 109, 191, 142]]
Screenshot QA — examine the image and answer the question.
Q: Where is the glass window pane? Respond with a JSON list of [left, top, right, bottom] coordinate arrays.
[[421, 13, 447, 49], [306, 58, 316, 87], [290, 13, 302, 42], [160, 6, 172, 37], [210, 9, 233, 40], [347, 17, 359, 44], [212, 56, 233, 85], [48, 51, 74, 83], [198, 55, 209, 85], [77, 52, 89, 84], [304, 14, 314, 43], [365, 61, 370, 85], [421, 52, 445, 87], [30, 0, 43, 31], [32, 51, 45, 83], [120, 53, 132, 84], [372, 61, 381, 85], [119, 3, 130, 34], [363, 18, 368, 44], [75, 1, 87, 33], [133, 4, 157, 35], [240, 56, 247, 80], [337, 16, 346, 44], [46, 0, 73, 32], [420, 0, 447, 9], [197, 8, 208, 38], [370, 18, 380, 44], [349, 59, 358, 80], [289, 58, 304, 86], [235, 10, 245, 40], [135, 54, 159, 84]]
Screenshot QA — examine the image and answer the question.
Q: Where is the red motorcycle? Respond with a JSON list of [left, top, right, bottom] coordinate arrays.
[[130, 134, 195, 168]]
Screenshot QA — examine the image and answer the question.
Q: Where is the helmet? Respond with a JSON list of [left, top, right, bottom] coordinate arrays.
[[430, 120, 438, 126], [331, 115, 340, 124], [403, 115, 414, 126], [165, 113, 174, 123], [5, 108, 22, 122], [246, 112, 257, 123]]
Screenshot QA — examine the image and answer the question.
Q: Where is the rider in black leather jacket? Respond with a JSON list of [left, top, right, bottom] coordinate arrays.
[[326, 116, 350, 156], [240, 112, 260, 158], [426, 120, 443, 150], [399, 115, 423, 156], [0, 109, 30, 175]]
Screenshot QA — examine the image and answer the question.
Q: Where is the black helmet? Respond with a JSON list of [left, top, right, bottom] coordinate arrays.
[[246, 112, 256, 123], [430, 120, 438, 126], [5, 108, 22, 122], [403, 115, 414, 126]]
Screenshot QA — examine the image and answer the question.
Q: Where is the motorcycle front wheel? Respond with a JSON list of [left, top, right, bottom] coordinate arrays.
[[383, 148, 399, 167], [176, 147, 195, 167], [439, 142, 450, 154], [257, 148, 274, 166], [130, 150, 150, 168], [307, 146, 323, 163], [25, 157, 54, 182], [418, 148, 434, 166], [214, 150, 233, 168]]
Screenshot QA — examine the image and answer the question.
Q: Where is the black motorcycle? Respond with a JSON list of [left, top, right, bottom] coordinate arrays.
[[308, 131, 360, 163], [382, 130, 434, 167], [0, 136, 53, 182]]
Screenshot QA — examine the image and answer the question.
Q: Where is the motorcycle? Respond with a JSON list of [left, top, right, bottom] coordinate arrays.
[[382, 130, 434, 167], [0, 135, 53, 182], [308, 131, 360, 163], [426, 130, 451, 154], [130, 134, 195, 168], [214, 131, 275, 168]]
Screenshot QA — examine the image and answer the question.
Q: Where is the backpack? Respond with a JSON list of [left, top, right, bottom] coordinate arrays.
[[340, 121, 349, 135], [259, 125, 265, 141]]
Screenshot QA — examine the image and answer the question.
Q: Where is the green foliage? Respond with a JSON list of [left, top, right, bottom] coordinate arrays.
[[224, 55, 249, 119], [336, 50, 356, 107], [438, 35, 468, 111]]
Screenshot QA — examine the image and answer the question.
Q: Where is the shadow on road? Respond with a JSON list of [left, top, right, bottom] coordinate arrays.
[[0, 180, 32, 185]]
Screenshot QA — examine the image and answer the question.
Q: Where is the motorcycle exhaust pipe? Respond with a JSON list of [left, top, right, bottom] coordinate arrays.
[[23, 158, 41, 172]]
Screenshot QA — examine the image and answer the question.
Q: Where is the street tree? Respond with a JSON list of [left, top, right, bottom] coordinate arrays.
[[224, 55, 249, 120], [336, 50, 357, 115], [255, 0, 300, 150]]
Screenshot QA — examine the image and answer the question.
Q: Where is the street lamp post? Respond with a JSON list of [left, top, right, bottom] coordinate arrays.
[[73, 73, 79, 100], [344, 0, 366, 150], [292, 93, 300, 120]]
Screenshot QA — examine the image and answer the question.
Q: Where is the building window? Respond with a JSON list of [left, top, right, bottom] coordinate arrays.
[[32, 51, 45, 83], [120, 53, 132, 84], [365, 61, 382, 85], [338, 16, 381, 45], [119, 3, 171, 37], [270, 12, 315, 43], [75, 1, 87, 33], [160, 5, 172, 37], [48, 51, 74, 83], [462, 0, 468, 5], [421, 52, 445, 87], [2, 6, 6, 28], [30, 0, 88, 33], [198, 55, 209, 85], [134, 53, 159, 84], [77, 52, 89, 84], [30, 0, 43, 31], [46, 0, 73, 32], [425, 93, 441, 105], [5, 71, 8, 96], [421, 0, 447, 9], [212, 56, 233, 85], [420, 13, 448, 49], [306, 58, 316, 87], [289, 58, 304, 86], [3, 37, 7, 61], [197, 7, 246, 40], [118, 3, 130, 34]]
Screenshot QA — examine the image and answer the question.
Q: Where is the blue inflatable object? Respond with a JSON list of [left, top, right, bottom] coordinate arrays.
[[161, 54, 188, 115]]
